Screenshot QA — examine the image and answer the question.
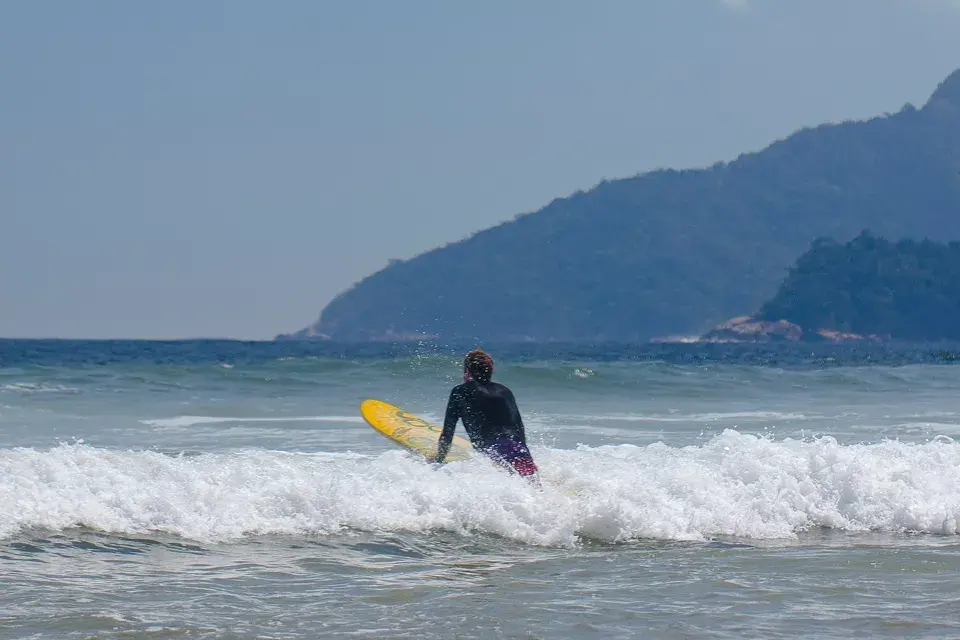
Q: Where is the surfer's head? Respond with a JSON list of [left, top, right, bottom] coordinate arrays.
[[463, 349, 494, 382]]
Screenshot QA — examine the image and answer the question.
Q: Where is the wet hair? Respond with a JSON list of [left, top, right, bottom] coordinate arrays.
[[464, 349, 494, 382]]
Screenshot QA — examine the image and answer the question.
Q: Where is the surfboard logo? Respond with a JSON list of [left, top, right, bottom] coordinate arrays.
[[391, 409, 442, 434]]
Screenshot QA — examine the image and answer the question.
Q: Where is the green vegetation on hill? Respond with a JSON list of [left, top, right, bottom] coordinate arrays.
[[285, 69, 960, 342], [758, 232, 960, 341]]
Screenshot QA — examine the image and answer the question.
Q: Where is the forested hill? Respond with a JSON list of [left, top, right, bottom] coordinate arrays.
[[757, 232, 960, 341], [283, 69, 960, 342]]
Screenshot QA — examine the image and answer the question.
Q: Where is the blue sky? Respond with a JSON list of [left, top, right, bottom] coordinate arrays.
[[3, 0, 960, 339]]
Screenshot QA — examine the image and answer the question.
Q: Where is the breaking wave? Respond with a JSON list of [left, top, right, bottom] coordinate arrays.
[[3, 431, 960, 547]]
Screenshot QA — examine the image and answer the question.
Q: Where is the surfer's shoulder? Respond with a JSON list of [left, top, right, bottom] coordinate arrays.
[[450, 382, 472, 396]]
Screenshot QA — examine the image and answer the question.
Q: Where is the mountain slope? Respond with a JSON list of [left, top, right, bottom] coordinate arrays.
[[286, 69, 960, 342]]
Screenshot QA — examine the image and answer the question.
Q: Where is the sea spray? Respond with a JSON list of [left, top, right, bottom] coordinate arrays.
[[3, 432, 960, 545]]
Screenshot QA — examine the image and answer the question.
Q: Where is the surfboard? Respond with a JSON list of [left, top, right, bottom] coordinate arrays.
[[360, 399, 474, 462]]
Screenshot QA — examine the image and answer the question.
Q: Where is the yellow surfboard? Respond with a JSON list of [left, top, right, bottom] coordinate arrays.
[[360, 399, 474, 462]]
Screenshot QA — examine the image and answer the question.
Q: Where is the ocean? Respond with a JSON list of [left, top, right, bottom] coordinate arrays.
[[3, 339, 960, 639]]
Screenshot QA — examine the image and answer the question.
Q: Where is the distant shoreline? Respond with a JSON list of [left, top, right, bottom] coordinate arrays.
[[5, 336, 960, 347]]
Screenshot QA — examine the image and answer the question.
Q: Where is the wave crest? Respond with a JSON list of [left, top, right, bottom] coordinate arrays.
[[2, 432, 959, 546]]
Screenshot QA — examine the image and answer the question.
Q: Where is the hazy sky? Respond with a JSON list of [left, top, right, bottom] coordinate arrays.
[[4, 0, 960, 339]]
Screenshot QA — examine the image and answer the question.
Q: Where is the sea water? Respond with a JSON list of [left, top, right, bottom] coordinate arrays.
[[3, 340, 960, 638]]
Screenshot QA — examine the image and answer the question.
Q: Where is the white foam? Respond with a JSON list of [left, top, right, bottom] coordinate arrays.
[[896, 422, 960, 431], [580, 411, 812, 423], [1, 383, 81, 394], [140, 415, 364, 428], [2, 432, 960, 546]]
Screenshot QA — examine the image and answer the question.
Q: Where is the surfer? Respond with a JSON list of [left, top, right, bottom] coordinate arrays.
[[432, 349, 540, 483]]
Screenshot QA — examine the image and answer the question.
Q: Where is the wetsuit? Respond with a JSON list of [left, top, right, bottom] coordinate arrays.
[[436, 380, 538, 477]]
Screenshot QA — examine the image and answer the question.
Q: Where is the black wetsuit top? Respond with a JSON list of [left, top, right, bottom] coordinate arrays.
[[436, 380, 527, 462]]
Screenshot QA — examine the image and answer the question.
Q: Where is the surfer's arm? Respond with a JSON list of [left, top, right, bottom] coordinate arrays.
[[435, 389, 460, 463], [507, 389, 527, 442]]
